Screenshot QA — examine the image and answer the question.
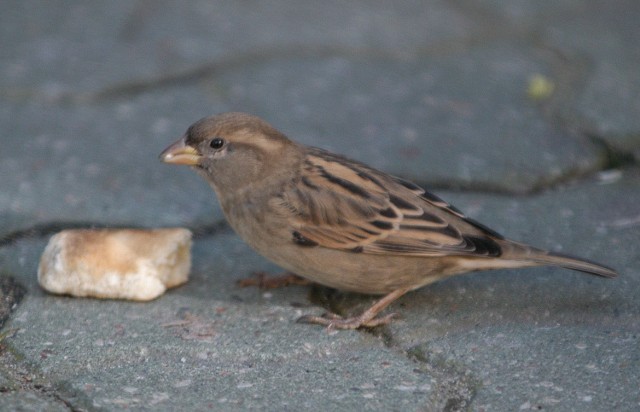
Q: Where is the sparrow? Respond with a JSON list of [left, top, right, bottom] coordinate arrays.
[[160, 112, 617, 329]]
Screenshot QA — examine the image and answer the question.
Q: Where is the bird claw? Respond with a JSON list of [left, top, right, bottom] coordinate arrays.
[[297, 312, 397, 330]]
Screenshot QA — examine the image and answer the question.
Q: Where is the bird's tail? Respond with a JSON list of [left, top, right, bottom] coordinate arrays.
[[527, 251, 617, 278], [497, 240, 618, 278]]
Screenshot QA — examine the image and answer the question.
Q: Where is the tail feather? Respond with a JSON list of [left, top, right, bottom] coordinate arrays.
[[528, 251, 617, 278], [498, 240, 618, 278]]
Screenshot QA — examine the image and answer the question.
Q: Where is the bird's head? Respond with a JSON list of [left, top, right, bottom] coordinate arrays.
[[160, 112, 300, 192]]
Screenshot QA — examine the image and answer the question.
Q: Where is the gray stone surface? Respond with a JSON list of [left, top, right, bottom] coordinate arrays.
[[0, 90, 228, 236], [0, 235, 437, 411], [0, 391, 69, 412], [461, 0, 640, 157], [386, 170, 640, 410], [219, 44, 604, 192], [0, 276, 24, 329], [0, 1, 474, 99], [1, 171, 638, 410], [1, 0, 639, 410]]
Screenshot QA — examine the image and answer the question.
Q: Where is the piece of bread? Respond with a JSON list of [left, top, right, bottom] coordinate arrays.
[[38, 228, 192, 301]]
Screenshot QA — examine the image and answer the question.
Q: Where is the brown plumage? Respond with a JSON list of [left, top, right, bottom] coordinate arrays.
[[161, 112, 617, 329]]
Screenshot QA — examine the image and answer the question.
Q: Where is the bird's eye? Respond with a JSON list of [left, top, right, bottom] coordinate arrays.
[[209, 137, 225, 149]]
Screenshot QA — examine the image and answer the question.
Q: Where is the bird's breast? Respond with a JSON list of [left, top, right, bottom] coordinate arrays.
[[220, 192, 290, 249]]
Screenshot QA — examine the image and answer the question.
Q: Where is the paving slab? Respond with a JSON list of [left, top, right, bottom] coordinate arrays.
[[1, 168, 637, 411], [0, 89, 228, 237], [0, 234, 438, 411], [0, 60, 605, 237], [463, 0, 640, 157], [411, 324, 638, 411], [0, 0, 475, 100], [217, 42, 605, 192], [1, 1, 639, 411], [6, 0, 637, 239], [0, 391, 69, 412], [383, 169, 640, 411], [544, 1, 640, 158]]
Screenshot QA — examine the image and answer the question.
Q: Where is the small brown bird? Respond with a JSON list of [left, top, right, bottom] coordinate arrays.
[[160, 112, 617, 329]]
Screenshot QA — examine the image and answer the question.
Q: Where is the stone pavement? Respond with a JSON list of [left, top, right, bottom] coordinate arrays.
[[1, 1, 639, 410]]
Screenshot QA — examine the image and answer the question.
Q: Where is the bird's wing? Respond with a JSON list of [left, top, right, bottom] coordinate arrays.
[[270, 148, 503, 257]]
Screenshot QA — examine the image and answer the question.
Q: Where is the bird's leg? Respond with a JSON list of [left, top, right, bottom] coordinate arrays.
[[297, 287, 412, 330], [236, 271, 311, 289]]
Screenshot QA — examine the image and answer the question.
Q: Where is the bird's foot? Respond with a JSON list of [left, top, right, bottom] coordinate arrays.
[[297, 311, 397, 330], [297, 287, 411, 330], [237, 271, 311, 289]]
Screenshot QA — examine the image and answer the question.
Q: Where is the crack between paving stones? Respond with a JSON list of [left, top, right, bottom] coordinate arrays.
[[405, 343, 481, 412], [2, 122, 634, 250], [23, 34, 504, 105], [4, 39, 624, 192], [0, 164, 631, 410], [0, 345, 89, 412], [18, 46, 439, 104], [422, 167, 603, 196], [304, 288, 479, 410], [585, 134, 638, 170], [373, 328, 480, 412], [0, 220, 230, 248], [0, 221, 232, 407], [7, 0, 549, 106], [1, 144, 633, 251], [533, 42, 639, 169]]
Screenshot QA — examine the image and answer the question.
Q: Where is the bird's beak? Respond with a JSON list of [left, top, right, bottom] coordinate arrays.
[[160, 137, 201, 166]]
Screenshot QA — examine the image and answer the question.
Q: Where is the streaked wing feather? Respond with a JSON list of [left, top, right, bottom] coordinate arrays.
[[272, 148, 501, 257]]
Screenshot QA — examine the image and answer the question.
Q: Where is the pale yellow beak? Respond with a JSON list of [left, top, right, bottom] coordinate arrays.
[[160, 138, 201, 166]]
